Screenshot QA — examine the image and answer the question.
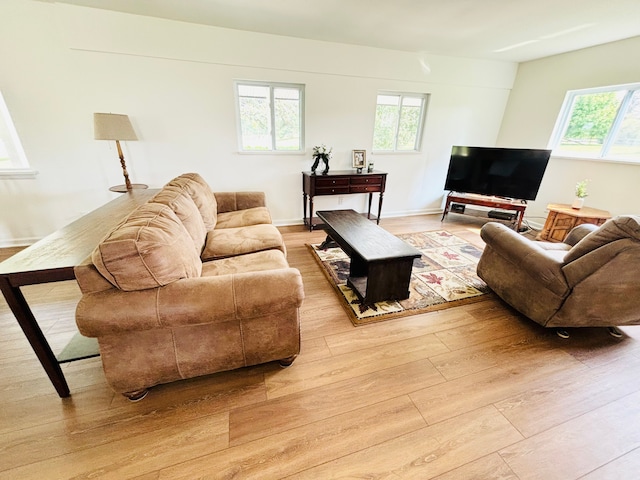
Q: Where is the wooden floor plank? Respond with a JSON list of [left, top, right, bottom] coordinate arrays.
[[230, 358, 444, 445], [3, 413, 229, 479], [157, 396, 426, 479], [286, 405, 524, 479], [499, 390, 640, 480], [410, 347, 587, 425], [431, 453, 519, 480]]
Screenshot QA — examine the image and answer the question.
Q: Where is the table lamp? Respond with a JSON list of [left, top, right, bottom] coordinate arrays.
[[93, 113, 147, 193]]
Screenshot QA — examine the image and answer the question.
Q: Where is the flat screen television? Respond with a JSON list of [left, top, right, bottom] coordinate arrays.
[[444, 146, 551, 201]]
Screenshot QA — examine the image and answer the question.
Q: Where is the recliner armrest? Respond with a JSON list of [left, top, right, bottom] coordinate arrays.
[[480, 222, 569, 296]]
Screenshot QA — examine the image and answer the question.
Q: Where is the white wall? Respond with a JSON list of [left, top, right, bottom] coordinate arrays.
[[0, 0, 516, 246], [498, 36, 640, 225]]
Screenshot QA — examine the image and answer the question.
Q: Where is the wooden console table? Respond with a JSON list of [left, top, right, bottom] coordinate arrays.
[[302, 170, 387, 231], [538, 203, 611, 242], [0, 189, 157, 397], [441, 192, 528, 231]]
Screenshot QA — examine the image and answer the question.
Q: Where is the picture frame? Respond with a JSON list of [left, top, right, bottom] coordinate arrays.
[[352, 149, 366, 169]]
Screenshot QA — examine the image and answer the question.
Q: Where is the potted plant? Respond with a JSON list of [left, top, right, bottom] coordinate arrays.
[[572, 179, 589, 209]]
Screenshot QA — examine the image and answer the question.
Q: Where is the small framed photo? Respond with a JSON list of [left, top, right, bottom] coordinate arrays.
[[352, 149, 366, 168]]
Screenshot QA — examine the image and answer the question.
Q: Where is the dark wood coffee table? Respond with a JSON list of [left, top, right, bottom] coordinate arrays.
[[316, 209, 421, 305]]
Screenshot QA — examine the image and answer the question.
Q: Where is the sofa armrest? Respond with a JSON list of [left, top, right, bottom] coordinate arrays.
[[480, 222, 568, 296], [214, 192, 266, 213], [76, 268, 304, 336]]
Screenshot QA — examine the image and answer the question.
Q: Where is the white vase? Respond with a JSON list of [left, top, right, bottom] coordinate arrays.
[[572, 197, 584, 209]]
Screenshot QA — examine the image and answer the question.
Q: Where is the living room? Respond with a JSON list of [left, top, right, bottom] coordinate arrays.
[[1, 1, 640, 478]]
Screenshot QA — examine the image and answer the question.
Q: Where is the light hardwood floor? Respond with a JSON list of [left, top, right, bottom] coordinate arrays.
[[1, 214, 639, 479]]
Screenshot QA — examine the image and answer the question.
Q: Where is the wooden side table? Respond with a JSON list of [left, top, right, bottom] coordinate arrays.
[[537, 204, 611, 242]]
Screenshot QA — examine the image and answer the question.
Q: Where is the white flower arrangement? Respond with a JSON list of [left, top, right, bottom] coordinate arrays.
[[313, 144, 332, 158], [311, 144, 332, 174]]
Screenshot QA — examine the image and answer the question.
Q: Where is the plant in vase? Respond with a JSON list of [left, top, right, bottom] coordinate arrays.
[[311, 144, 332, 175], [572, 179, 589, 209]]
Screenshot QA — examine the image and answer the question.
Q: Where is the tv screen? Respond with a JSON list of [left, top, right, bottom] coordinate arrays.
[[444, 146, 551, 201]]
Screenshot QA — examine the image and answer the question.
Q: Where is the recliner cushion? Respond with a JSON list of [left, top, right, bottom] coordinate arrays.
[[92, 203, 203, 291]]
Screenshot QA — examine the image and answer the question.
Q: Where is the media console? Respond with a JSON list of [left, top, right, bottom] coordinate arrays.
[[441, 192, 527, 231]]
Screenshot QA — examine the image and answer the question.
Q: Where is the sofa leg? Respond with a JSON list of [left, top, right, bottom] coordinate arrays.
[[123, 389, 149, 402], [278, 355, 298, 368], [556, 328, 570, 339], [608, 326, 623, 338]]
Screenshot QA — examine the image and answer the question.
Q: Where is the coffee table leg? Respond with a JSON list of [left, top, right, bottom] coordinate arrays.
[[318, 235, 338, 250]]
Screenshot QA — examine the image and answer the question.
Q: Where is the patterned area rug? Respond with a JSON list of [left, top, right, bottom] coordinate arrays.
[[308, 230, 492, 326]]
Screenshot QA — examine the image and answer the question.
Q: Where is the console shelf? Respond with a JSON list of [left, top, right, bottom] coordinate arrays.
[[441, 192, 527, 231]]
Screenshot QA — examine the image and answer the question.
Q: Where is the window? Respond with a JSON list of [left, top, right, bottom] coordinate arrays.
[[235, 81, 304, 152], [550, 83, 640, 162], [0, 91, 30, 173], [372, 92, 429, 152]]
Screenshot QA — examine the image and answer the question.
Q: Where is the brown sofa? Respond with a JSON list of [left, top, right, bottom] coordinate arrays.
[[477, 215, 640, 336], [75, 173, 304, 400]]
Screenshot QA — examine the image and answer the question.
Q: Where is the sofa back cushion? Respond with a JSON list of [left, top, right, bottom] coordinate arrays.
[[564, 215, 640, 263], [151, 185, 207, 254], [92, 203, 203, 291], [166, 173, 217, 230]]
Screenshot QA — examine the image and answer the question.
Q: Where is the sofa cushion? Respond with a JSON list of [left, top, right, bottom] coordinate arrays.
[[201, 250, 288, 276], [92, 203, 203, 291], [150, 185, 207, 254], [166, 173, 218, 230], [216, 207, 272, 229], [564, 215, 640, 263], [202, 224, 285, 260]]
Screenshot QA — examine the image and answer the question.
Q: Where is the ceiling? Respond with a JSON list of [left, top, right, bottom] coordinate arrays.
[[50, 0, 640, 62]]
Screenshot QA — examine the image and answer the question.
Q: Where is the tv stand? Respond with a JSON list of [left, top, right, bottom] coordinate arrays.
[[441, 192, 527, 231]]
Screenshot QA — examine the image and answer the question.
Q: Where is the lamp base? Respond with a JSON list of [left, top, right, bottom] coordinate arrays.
[[109, 183, 149, 193]]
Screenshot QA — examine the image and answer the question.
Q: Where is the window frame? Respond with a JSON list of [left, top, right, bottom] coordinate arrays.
[[549, 83, 640, 163], [372, 91, 429, 153], [0, 91, 36, 178], [234, 80, 305, 153]]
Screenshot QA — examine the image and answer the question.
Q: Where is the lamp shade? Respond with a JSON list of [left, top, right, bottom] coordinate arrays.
[[93, 113, 138, 141]]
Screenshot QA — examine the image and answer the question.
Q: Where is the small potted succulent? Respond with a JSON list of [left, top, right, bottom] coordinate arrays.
[[572, 179, 589, 209]]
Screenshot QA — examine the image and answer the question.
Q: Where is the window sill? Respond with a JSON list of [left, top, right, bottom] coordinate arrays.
[[0, 168, 39, 179], [371, 150, 421, 155], [552, 154, 640, 165]]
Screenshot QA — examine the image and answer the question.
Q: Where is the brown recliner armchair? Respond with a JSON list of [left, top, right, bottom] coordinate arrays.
[[477, 215, 640, 337]]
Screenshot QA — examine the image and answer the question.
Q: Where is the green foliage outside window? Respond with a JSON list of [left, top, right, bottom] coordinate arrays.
[[236, 82, 303, 152], [554, 85, 640, 161], [373, 93, 428, 152]]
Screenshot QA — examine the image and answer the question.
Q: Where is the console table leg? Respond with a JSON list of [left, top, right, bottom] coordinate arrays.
[[309, 196, 315, 231], [0, 277, 70, 397], [377, 193, 384, 225], [303, 193, 308, 229]]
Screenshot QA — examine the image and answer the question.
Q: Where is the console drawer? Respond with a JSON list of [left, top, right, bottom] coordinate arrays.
[[350, 175, 383, 186], [316, 186, 350, 195], [315, 177, 349, 188], [351, 185, 382, 193]]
